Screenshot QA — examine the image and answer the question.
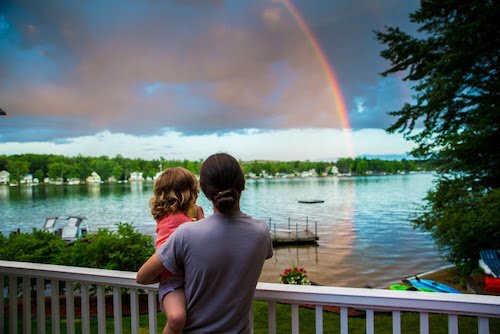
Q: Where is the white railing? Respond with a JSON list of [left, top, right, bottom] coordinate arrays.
[[1, 260, 500, 334]]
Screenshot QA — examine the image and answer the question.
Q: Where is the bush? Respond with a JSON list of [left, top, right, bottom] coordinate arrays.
[[0, 229, 69, 264], [0, 223, 155, 272]]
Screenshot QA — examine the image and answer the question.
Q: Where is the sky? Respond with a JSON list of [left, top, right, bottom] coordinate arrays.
[[0, 0, 421, 161]]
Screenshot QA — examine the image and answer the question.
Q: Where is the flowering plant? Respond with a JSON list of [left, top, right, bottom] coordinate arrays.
[[279, 266, 311, 285]]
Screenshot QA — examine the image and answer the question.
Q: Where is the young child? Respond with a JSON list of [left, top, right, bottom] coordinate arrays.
[[150, 167, 204, 334]]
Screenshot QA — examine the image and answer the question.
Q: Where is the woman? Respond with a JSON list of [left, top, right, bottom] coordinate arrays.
[[137, 153, 273, 333]]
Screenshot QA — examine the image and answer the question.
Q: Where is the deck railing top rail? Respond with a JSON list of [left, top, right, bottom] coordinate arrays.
[[2, 260, 500, 319]]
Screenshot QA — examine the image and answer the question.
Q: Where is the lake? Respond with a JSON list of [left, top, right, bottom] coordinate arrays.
[[0, 172, 448, 288]]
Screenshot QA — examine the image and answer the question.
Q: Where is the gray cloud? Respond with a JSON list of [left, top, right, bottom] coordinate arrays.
[[0, 0, 419, 142]]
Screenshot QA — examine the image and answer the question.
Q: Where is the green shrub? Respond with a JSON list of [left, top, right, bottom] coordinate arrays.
[[0, 229, 69, 264], [0, 223, 155, 272], [62, 222, 155, 271]]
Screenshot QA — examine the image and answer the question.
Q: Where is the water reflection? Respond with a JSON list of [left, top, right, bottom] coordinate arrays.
[[130, 181, 144, 193], [0, 174, 448, 288], [259, 178, 357, 286], [0, 185, 9, 200], [87, 183, 101, 197], [19, 185, 34, 199]]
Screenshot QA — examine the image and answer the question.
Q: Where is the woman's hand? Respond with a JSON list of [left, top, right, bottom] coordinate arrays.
[[136, 253, 164, 285]]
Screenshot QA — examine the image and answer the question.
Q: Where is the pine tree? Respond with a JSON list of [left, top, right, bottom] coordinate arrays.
[[376, 0, 500, 275]]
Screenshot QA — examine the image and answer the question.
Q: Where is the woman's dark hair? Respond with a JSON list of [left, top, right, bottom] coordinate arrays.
[[200, 153, 245, 214]]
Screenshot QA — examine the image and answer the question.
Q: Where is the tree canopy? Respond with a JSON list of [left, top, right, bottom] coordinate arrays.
[[0, 153, 427, 182], [376, 0, 500, 275]]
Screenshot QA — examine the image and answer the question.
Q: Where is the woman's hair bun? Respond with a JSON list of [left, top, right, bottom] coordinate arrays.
[[214, 189, 238, 214]]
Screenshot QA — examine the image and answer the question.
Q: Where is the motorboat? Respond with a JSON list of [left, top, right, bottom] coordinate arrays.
[[42, 215, 90, 242]]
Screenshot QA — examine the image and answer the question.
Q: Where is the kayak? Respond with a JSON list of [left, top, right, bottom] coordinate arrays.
[[389, 283, 436, 292], [405, 277, 461, 293], [389, 284, 418, 291]]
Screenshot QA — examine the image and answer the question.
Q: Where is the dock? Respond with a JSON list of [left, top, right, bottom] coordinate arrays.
[[268, 217, 319, 246]]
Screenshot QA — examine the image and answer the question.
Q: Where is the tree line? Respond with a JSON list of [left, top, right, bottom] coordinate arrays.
[[0, 154, 430, 183]]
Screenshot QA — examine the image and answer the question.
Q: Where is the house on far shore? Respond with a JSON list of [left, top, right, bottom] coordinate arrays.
[[108, 176, 117, 183], [129, 172, 144, 182], [86, 171, 101, 184], [0, 170, 9, 185], [19, 174, 38, 186], [68, 178, 81, 185]]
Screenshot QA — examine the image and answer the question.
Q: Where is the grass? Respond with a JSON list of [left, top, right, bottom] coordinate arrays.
[[5, 301, 500, 334]]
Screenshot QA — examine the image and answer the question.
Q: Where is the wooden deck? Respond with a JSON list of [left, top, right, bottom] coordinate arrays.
[[270, 228, 318, 246]]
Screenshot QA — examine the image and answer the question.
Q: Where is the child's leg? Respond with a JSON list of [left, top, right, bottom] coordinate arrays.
[[162, 288, 186, 334]]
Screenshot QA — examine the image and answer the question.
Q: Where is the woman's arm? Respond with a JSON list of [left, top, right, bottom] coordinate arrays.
[[136, 253, 165, 285]]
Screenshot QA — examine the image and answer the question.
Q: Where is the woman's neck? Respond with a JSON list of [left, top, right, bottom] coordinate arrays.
[[213, 203, 240, 214]]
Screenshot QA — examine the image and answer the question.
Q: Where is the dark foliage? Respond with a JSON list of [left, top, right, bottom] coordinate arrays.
[[376, 0, 500, 275]]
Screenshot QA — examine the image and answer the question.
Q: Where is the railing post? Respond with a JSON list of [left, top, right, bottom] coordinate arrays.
[[340, 307, 348, 334], [9, 275, 17, 334], [366, 309, 374, 334], [0, 275, 4, 333], [448, 314, 458, 334], [51, 279, 61, 334], [66, 281, 75, 334], [130, 288, 140, 334], [315, 305, 323, 334], [113, 286, 123, 334], [291, 304, 299, 334], [147, 290, 158, 334], [96, 284, 106, 334], [23, 276, 31, 334], [478, 317, 489, 334], [420, 312, 429, 334], [81, 283, 90, 334], [36, 278, 46, 334], [268, 301, 276, 334], [392, 310, 401, 334]]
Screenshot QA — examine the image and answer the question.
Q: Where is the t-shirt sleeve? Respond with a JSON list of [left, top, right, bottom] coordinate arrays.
[[157, 227, 184, 275], [263, 223, 273, 259]]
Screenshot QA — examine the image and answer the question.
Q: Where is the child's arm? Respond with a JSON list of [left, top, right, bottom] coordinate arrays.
[[195, 205, 204, 220]]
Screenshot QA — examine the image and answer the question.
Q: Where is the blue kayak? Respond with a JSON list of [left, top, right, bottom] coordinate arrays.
[[406, 277, 461, 293]]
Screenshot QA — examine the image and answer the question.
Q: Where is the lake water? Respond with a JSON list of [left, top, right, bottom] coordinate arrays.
[[0, 173, 449, 288]]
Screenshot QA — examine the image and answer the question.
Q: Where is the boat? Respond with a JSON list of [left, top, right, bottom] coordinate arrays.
[[298, 200, 325, 204], [479, 250, 500, 278], [42, 215, 90, 242], [404, 276, 461, 293]]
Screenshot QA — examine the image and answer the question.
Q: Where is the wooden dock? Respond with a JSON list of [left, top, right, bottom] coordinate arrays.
[[268, 217, 319, 246]]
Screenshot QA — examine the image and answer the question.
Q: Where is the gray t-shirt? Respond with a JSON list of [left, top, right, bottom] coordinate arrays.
[[158, 211, 273, 333]]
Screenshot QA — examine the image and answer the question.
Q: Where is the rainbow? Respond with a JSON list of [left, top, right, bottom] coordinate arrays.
[[280, 0, 355, 157]]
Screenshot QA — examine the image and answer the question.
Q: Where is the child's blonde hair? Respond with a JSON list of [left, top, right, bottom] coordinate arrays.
[[150, 167, 199, 220]]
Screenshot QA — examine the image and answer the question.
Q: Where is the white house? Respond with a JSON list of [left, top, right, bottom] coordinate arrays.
[[0, 170, 9, 184], [19, 174, 34, 184], [68, 178, 81, 185], [129, 171, 144, 182], [86, 171, 101, 184]]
